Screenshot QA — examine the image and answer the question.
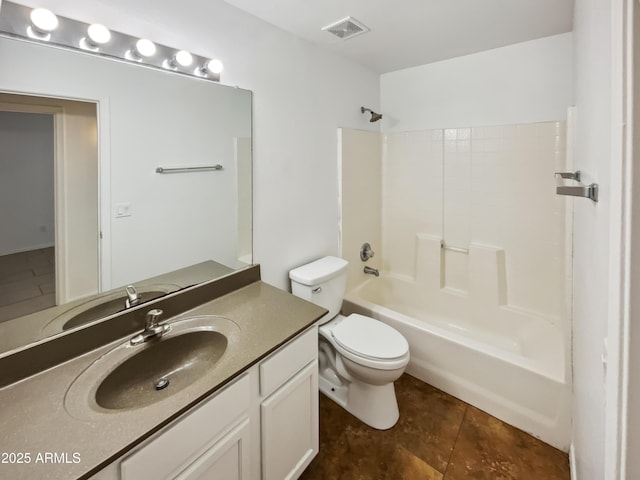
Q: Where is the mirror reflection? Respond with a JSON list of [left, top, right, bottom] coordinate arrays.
[[0, 35, 252, 355]]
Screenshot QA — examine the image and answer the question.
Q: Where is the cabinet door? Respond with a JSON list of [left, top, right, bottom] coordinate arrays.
[[175, 418, 251, 480], [261, 360, 318, 480], [120, 374, 250, 480]]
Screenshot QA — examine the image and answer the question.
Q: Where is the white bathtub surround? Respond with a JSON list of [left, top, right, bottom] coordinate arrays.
[[338, 129, 382, 293], [382, 130, 444, 279], [381, 122, 569, 321], [343, 276, 571, 450], [339, 120, 571, 449]]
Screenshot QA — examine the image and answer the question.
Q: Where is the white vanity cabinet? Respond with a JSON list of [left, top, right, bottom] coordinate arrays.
[[261, 361, 318, 480], [90, 326, 318, 480], [259, 327, 319, 480], [120, 373, 253, 480]]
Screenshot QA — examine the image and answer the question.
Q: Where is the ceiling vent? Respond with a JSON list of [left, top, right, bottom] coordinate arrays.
[[321, 16, 369, 40]]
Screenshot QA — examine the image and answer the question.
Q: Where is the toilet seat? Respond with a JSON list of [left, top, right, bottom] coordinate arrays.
[[330, 314, 409, 370]]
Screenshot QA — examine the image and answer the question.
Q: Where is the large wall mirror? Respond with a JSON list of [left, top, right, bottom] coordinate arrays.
[[0, 33, 252, 356]]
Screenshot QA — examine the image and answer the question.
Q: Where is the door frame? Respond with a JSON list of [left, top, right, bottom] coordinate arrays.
[[605, 0, 638, 478]]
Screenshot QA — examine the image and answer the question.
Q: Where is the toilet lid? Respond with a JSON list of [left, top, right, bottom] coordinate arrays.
[[331, 314, 408, 360]]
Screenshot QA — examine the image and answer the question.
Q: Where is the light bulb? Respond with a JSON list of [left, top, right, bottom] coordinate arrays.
[[175, 50, 193, 67], [135, 38, 156, 57], [206, 59, 224, 74], [87, 24, 111, 45], [30, 8, 58, 34]]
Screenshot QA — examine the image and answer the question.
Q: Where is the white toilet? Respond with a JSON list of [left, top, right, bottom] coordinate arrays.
[[289, 256, 410, 430]]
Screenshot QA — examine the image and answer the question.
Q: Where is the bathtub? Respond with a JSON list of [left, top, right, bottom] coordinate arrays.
[[342, 275, 571, 451]]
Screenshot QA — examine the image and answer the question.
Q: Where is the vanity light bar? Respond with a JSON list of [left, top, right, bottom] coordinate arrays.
[[0, 1, 224, 82]]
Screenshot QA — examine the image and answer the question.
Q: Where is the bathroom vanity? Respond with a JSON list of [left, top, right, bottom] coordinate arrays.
[[0, 267, 326, 480], [93, 325, 319, 480]]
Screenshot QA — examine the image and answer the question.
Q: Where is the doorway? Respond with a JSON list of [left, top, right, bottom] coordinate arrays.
[[0, 93, 99, 325], [0, 110, 55, 321]]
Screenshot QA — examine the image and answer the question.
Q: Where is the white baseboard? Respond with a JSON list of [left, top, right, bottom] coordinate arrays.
[[0, 242, 55, 257], [570, 443, 577, 480]]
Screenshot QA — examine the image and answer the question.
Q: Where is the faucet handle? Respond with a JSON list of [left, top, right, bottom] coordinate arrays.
[[360, 242, 375, 261], [125, 285, 140, 308], [145, 309, 163, 328]]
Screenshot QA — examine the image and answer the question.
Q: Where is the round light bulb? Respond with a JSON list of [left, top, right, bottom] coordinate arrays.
[[135, 38, 156, 57], [87, 24, 111, 45], [30, 8, 58, 33], [175, 50, 193, 67], [206, 59, 224, 74]]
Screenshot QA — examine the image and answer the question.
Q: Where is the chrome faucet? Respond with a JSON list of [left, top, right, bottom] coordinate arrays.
[[125, 285, 141, 309], [130, 309, 170, 345], [364, 266, 380, 277]]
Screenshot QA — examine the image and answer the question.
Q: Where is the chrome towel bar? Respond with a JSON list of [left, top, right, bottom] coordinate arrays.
[[556, 184, 598, 202], [555, 170, 598, 202], [155, 165, 223, 174]]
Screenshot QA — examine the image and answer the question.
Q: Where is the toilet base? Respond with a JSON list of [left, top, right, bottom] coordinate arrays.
[[319, 370, 400, 430]]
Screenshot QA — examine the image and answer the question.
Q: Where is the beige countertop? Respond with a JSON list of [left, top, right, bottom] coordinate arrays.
[[0, 280, 325, 480]]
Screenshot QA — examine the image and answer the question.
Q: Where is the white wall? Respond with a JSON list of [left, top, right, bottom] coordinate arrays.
[[380, 33, 573, 132], [0, 111, 54, 256], [12, 0, 381, 290], [571, 0, 612, 478]]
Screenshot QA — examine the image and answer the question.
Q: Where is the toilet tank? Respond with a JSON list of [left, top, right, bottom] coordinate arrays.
[[289, 256, 348, 324]]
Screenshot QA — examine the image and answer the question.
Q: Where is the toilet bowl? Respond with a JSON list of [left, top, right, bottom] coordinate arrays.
[[289, 256, 410, 429]]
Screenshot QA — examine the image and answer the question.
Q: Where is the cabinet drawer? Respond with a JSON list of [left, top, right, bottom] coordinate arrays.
[[260, 326, 317, 397], [121, 373, 250, 480]]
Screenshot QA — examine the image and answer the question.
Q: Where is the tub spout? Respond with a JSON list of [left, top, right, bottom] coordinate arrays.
[[364, 266, 379, 277]]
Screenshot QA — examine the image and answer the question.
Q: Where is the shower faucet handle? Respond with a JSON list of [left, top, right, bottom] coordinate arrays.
[[360, 243, 375, 262]]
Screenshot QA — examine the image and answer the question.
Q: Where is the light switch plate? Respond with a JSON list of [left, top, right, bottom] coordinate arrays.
[[115, 202, 132, 218]]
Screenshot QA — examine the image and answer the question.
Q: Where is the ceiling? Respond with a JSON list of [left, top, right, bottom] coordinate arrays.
[[223, 0, 574, 73]]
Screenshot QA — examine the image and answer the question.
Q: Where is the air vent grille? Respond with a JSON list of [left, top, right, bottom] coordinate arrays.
[[321, 16, 369, 40]]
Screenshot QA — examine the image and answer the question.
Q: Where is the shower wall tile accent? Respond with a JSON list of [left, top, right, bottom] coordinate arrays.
[[381, 121, 567, 322], [339, 129, 382, 292]]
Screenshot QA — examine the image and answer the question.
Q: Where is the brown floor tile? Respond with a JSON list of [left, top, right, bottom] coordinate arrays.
[[393, 374, 467, 471], [444, 406, 570, 480], [301, 374, 466, 479], [302, 375, 570, 480]]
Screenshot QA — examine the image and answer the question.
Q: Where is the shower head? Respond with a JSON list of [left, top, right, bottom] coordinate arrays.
[[361, 106, 383, 123]]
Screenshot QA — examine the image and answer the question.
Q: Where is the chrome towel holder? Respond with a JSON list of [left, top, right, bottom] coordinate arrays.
[[156, 165, 223, 174], [555, 171, 598, 202]]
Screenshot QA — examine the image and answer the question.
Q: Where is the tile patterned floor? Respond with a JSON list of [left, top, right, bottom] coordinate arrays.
[[0, 247, 56, 322], [300, 374, 570, 480]]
